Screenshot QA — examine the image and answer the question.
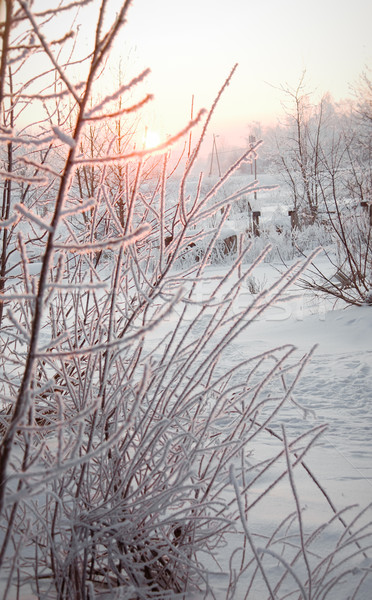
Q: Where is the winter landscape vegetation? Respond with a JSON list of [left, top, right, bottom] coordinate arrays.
[[0, 1, 371, 599]]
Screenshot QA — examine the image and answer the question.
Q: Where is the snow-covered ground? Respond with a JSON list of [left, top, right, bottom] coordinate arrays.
[[217, 258, 372, 598], [155, 250, 372, 598], [143, 165, 372, 597], [2, 170, 371, 598]]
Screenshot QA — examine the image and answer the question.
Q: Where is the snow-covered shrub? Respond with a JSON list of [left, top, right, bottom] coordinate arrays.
[[0, 3, 371, 600], [298, 118, 372, 306], [299, 203, 372, 305], [228, 218, 333, 267], [265, 74, 372, 305]]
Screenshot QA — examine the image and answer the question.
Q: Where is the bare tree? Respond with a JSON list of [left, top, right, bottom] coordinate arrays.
[[296, 78, 372, 305], [274, 74, 336, 227]]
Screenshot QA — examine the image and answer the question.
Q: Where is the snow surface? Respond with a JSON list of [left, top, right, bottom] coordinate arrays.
[[155, 254, 372, 599], [3, 176, 371, 598], [219, 262, 371, 598]]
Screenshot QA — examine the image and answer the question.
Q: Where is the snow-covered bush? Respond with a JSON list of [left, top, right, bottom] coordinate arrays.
[[229, 220, 333, 266], [264, 73, 372, 305], [0, 3, 371, 600], [298, 107, 372, 306]]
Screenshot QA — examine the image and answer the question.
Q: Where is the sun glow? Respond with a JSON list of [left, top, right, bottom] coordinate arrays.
[[144, 129, 162, 149]]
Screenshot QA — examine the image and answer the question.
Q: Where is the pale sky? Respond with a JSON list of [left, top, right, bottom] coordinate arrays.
[[109, 0, 371, 148], [77, 0, 371, 149]]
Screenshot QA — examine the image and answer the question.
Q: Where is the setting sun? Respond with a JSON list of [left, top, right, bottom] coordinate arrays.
[[144, 129, 162, 149]]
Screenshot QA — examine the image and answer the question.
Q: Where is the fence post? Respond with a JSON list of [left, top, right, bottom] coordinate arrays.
[[361, 202, 372, 226], [252, 211, 261, 237], [288, 209, 298, 230]]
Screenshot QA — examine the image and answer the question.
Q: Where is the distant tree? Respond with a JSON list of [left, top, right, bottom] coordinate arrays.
[[354, 69, 372, 126], [291, 75, 372, 305], [273, 74, 342, 226]]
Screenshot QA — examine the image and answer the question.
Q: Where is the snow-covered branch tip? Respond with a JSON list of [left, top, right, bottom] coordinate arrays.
[[0, 215, 19, 229], [18, 0, 81, 104], [19, 156, 62, 178], [0, 293, 35, 303], [0, 170, 48, 184], [0, 132, 54, 146], [60, 197, 96, 217], [83, 95, 154, 122], [74, 109, 207, 165], [187, 63, 239, 167], [15, 204, 53, 231], [52, 126, 76, 148], [84, 69, 152, 119], [53, 224, 151, 253]]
